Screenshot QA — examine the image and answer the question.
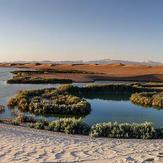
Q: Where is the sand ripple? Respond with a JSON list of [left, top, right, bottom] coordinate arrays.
[[0, 123, 163, 163]]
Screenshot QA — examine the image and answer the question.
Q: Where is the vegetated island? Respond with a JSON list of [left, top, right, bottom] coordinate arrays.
[[3, 84, 163, 139], [7, 83, 163, 115], [130, 92, 163, 108], [8, 85, 91, 116]]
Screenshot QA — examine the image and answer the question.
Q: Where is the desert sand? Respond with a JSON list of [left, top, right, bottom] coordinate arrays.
[[0, 123, 163, 163], [1, 63, 163, 82]]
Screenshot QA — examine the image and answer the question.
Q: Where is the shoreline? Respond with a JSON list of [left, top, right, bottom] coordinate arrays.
[[1, 123, 163, 162]]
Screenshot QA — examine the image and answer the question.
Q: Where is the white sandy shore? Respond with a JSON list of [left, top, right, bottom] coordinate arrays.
[[0, 123, 163, 163]]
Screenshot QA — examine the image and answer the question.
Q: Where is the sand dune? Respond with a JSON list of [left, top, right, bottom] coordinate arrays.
[[0, 123, 163, 163], [1, 63, 163, 82]]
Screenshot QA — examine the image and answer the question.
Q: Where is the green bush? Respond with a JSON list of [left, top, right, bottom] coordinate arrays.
[[7, 97, 18, 107], [48, 118, 90, 135], [8, 87, 91, 116], [0, 105, 5, 113], [130, 92, 163, 108], [33, 121, 47, 129], [90, 122, 156, 139], [12, 113, 35, 125]]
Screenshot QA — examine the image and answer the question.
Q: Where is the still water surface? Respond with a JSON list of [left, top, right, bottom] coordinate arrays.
[[0, 68, 163, 127]]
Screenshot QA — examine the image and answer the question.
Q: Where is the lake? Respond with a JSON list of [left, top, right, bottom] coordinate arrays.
[[0, 67, 163, 127]]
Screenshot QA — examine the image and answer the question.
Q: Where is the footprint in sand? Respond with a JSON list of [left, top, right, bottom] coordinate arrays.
[[125, 156, 137, 163], [142, 158, 154, 163], [157, 152, 163, 159]]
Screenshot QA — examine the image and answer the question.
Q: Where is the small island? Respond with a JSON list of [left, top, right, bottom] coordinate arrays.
[[130, 92, 163, 108]]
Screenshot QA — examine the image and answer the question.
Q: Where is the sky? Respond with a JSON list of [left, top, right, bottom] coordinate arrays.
[[0, 0, 163, 62]]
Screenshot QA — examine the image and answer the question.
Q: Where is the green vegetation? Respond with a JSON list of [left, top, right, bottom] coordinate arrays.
[[7, 77, 72, 84], [11, 69, 96, 75], [8, 87, 91, 116], [48, 118, 90, 135], [12, 113, 36, 125], [8, 83, 163, 116], [90, 122, 160, 139], [6, 83, 163, 138], [7, 69, 98, 84], [10, 114, 163, 139], [130, 92, 163, 108], [0, 105, 5, 114], [55, 83, 162, 95]]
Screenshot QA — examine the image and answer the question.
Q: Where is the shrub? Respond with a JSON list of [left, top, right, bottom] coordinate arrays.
[[8, 87, 91, 116], [12, 113, 35, 125], [7, 97, 17, 107], [130, 92, 163, 108], [0, 105, 5, 113], [12, 113, 27, 124], [90, 122, 156, 139], [48, 118, 90, 135], [33, 121, 46, 129]]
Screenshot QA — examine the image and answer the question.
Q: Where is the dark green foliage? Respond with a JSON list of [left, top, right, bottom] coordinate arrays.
[[7, 69, 97, 84], [11, 69, 96, 75], [12, 113, 36, 124], [90, 122, 156, 139], [130, 92, 163, 108], [48, 118, 90, 135], [28, 95, 91, 115], [33, 120, 48, 129], [8, 86, 91, 116], [7, 112, 163, 138], [0, 105, 5, 113], [7, 77, 72, 84]]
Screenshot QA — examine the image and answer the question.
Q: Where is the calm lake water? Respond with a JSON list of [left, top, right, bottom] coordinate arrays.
[[0, 67, 163, 127]]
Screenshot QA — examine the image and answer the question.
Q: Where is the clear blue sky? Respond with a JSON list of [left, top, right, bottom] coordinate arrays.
[[0, 0, 163, 62]]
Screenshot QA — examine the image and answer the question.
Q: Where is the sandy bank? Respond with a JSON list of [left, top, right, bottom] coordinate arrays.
[[0, 123, 163, 163]]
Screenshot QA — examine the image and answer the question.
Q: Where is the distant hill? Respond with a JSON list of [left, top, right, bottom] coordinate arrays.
[[11, 59, 162, 66], [86, 59, 163, 66]]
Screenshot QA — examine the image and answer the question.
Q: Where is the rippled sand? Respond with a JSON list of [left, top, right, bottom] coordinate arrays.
[[0, 123, 163, 163]]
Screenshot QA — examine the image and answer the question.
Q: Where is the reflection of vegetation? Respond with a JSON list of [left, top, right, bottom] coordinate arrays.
[[81, 93, 130, 101], [56, 84, 162, 95], [90, 122, 163, 139], [7, 77, 72, 84], [0, 105, 5, 114], [130, 92, 163, 108], [11, 69, 96, 75], [12, 113, 36, 125], [8, 83, 163, 117]]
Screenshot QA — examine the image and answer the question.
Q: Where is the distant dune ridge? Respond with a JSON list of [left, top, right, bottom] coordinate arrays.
[[1, 58, 163, 66], [0, 59, 163, 82]]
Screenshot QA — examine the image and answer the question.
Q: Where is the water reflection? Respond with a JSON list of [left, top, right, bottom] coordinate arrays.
[[0, 68, 163, 127]]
